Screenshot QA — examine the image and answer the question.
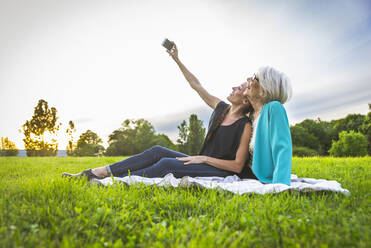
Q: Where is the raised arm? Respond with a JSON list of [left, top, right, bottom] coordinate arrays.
[[166, 42, 221, 109]]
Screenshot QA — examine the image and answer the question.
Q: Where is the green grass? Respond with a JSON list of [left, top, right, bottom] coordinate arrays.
[[0, 157, 370, 248]]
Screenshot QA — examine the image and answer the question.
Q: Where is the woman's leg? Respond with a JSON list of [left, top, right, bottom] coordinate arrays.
[[103, 145, 188, 177], [63, 146, 187, 179], [118, 157, 235, 178]]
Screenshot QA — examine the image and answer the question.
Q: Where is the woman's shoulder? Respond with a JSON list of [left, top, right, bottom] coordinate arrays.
[[241, 116, 252, 124], [215, 101, 230, 110], [263, 101, 289, 125], [264, 101, 287, 114], [265, 101, 283, 109], [211, 101, 230, 120], [207, 101, 230, 130]]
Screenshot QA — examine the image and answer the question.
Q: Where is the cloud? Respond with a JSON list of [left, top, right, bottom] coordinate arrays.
[[286, 74, 371, 122], [149, 106, 213, 136], [73, 117, 94, 125]]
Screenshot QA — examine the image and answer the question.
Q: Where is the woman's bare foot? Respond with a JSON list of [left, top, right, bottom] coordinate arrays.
[[91, 166, 109, 178]]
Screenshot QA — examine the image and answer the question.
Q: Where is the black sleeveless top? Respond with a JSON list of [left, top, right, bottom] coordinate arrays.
[[199, 101, 257, 179]]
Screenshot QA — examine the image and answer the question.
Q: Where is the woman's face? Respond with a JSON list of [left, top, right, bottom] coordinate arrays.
[[243, 74, 261, 102], [227, 83, 249, 105]]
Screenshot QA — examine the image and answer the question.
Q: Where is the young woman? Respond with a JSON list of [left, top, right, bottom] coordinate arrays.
[[62, 41, 257, 180]]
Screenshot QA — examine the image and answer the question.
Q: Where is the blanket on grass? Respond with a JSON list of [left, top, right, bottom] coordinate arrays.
[[97, 173, 350, 196]]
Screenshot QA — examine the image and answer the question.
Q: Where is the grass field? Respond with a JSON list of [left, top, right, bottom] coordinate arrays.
[[0, 157, 370, 248]]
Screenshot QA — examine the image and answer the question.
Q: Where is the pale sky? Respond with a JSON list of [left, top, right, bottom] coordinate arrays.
[[1, 0, 370, 150]]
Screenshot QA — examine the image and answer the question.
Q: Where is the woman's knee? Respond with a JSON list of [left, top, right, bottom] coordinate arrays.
[[142, 145, 165, 158], [156, 157, 175, 167], [149, 145, 177, 158], [148, 145, 165, 153], [155, 158, 178, 173]]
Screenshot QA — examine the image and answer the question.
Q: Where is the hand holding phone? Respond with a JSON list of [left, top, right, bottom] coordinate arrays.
[[162, 38, 174, 50], [162, 39, 178, 60]]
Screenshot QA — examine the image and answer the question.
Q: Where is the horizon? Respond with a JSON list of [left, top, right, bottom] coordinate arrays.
[[1, 0, 371, 149], [4, 103, 370, 151]]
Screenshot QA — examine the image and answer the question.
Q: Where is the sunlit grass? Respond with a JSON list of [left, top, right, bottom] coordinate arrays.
[[0, 157, 370, 247]]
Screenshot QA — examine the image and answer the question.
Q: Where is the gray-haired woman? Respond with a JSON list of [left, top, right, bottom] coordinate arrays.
[[242, 66, 293, 185]]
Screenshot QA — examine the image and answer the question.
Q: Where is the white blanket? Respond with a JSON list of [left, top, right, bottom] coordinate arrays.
[[97, 173, 350, 196]]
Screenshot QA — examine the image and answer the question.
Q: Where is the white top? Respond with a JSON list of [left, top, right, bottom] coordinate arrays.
[[249, 113, 260, 154]]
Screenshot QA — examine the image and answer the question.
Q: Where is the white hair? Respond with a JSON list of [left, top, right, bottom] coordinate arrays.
[[256, 66, 292, 104]]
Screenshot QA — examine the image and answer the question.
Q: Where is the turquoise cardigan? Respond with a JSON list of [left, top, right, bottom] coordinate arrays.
[[252, 101, 292, 185]]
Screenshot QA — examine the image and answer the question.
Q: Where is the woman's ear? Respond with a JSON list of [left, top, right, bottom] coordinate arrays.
[[258, 86, 265, 101]]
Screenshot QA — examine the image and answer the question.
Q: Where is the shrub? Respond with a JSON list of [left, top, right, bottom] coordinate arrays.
[[329, 131, 368, 157], [293, 146, 318, 157], [0, 137, 19, 156], [0, 149, 19, 156]]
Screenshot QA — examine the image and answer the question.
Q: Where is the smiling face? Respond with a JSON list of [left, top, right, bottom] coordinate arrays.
[[227, 83, 249, 105], [243, 74, 262, 103]]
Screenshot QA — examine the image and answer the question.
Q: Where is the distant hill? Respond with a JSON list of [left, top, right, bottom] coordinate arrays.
[[17, 150, 67, 157]]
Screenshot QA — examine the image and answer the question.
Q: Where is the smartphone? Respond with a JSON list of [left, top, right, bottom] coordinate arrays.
[[162, 38, 174, 50]]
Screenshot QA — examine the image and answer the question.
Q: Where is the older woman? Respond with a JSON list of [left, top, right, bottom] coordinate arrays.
[[242, 67, 293, 185]]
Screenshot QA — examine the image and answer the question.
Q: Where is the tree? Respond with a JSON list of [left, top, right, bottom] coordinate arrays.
[[187, 114, 206, 155], [290, 119, 335, 155], [290, 125, 320, 151], [133, 119, 158, 153], [152, 134, 177, 151], [333, 114, 366, 137], [66, 120, 76, 156], [0, 137, 19, 156], [105, 119, 176, 156], [105, 120, 136, 156], [176, 120, 188, 154], [21, 99, 61, 156], [361, 103, 371, 155], [105, 119, 154, 156], [74, 130, 105, 156], [329, 131, 368, 157], [300, 119, 334, 155], [318, 120, 337, 155], [176, 114, 206, 155], [292, 146, 318, 157]]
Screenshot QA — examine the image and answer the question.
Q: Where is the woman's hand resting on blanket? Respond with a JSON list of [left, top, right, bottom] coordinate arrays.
[[176, 156, 207, 165]]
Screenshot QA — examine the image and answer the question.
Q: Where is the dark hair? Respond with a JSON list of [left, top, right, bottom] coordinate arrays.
[[205, 104, 253, 142]]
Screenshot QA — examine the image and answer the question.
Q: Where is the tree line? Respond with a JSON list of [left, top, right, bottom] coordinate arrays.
[[1, 99, 370, 157], [290, 104, 371, 157], [0, 99, 206, 157]]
